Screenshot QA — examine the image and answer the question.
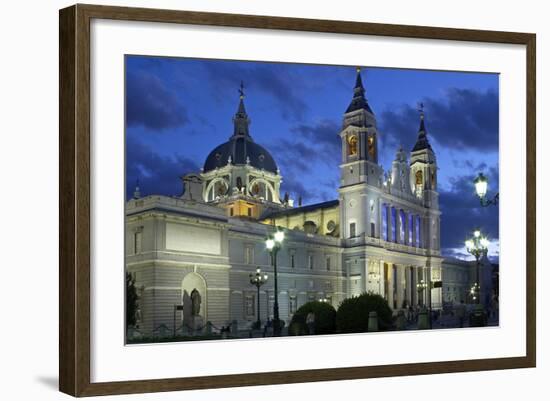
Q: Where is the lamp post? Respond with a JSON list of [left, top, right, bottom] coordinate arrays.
[[474, 173, 499, 207], [416, 279, 428, 307], [249, 267, 268, 330], [416, 279, 430, 329], [265, 230, 285, 336], [465, 229, 490, 304]]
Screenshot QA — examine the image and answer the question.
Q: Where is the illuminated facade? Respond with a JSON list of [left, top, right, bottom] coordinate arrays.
[[126, 70, 483, 333]]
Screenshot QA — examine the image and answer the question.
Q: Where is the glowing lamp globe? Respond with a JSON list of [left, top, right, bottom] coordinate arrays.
[[265, 239, 275, 250], [474, 173, 488, 198], [274, 231, 285, 243]]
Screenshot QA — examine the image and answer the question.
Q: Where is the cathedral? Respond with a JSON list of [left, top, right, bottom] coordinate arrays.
[[126, 69, 490, 334]]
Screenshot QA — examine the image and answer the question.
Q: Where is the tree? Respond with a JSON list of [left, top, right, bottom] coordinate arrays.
[[126, 272, 139, 327], [288, 301, 337, 335], [336, 292, 393, 333]]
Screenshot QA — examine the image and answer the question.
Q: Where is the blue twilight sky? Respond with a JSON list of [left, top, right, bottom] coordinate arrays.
[[125, 55, 499, 261]]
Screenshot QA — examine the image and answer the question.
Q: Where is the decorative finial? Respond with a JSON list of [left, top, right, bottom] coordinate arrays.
[[133, 178, 141, 199], [418, 102, 425, 119], [239, 81, 245, 99], [356, 66, 361, 73]]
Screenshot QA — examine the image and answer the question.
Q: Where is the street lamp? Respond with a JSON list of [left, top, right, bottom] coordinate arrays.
[[249, 267, 268, 329], [416, 280, 432, 329], [465, 229, 490, 304], [416, 279, 428, 307], [265, 230, 285, 336], [474, 173, 499, 207]]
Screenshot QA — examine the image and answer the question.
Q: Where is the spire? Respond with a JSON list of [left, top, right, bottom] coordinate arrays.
[[232, 81, 250, 138], [412, 103, 433, 152], [345, 67, 374, 114]]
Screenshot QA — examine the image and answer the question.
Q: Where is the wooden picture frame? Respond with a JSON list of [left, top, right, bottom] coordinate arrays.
[[59, 3, 536, 397]]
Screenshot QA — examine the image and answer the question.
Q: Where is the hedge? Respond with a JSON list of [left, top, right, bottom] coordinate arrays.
[[336, 292, 393, 333], [288, 301, 337, 335]]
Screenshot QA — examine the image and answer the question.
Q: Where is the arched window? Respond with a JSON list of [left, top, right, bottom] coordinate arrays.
[[348, 135, 358, 156]]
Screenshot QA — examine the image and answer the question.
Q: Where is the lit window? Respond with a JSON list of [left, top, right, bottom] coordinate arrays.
[[408, 214, 413, 245], [416, 216, 421, 248], [391, 207, 397, 242], [398, 210, 405, 244], [382, 204, 388, 241]]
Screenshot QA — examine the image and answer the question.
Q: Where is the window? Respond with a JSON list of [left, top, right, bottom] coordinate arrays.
[[244, 244, 254, 264], [230, 208, 234, 216], [290, 249, 296, 268], [289, 296, 297, 315], [349, 222, 356, 238], [382, 204, 388, 241], [416, 216, 421, 248], [408, 214, 413, 246], [268, 295, 275, 318], [134, 230, 142, 254], [308, 254, 314, 270], [391, 207, 397, 242], [247, 208, 252, 217], [326, 256, 331, 271], [245, 294, 255, 317]]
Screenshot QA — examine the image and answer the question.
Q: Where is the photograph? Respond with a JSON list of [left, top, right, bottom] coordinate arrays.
[[124, 56, 500, 344]]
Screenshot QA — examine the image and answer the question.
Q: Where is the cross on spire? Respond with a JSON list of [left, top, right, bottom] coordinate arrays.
[[239, 81, 245, 99], [418, 102, 425, 118]]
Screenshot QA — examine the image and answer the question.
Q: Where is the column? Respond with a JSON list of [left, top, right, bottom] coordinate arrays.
[[379, 260, 385, 297], [405, 265, 412, 307], [345, 260, 351, 298], [395, 264, 405, 309], [426, 265, 432, 310], [364, 258, 369, 293], [387, 263, 394, 309]]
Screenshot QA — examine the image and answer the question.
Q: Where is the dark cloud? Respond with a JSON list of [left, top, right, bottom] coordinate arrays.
[[201, 61, 308, 121], [379, 88, 498, 153], [269, 119, 341, 204], [439, 166, 499, 257], [126, 136, 199, 200], [126, 70, 188, 130]]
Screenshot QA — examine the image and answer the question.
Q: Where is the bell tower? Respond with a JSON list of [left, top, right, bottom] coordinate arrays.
[[339, 68, 384, 240], [409, 106, 440, 251], [339, 68, 381, 188], [409, 106, 438, 204]]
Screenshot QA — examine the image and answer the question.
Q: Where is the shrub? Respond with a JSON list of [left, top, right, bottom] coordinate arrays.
[[289, 301, 337, 335], [336, 292, 393, 333]]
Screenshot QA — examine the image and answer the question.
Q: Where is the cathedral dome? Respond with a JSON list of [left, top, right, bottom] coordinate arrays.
[[203, 136, 278, 174], [203, 83, 279, 174]]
